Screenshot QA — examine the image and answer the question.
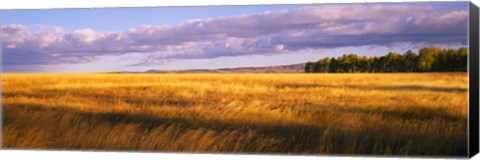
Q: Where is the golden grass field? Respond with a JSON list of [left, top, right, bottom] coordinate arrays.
[[1, 73, 468, 156]]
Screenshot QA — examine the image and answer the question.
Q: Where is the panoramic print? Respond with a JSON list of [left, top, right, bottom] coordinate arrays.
[[1, 1, 469, 156]]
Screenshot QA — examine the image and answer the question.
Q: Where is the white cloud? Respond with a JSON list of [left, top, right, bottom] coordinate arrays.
[[1, 3, 469, 71]]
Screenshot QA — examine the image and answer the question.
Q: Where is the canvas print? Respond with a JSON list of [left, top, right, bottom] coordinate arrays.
[[0, 1, 471, 157]]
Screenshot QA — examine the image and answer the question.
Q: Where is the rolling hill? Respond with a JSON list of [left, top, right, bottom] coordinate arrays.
[[145, 63, 306, 73]]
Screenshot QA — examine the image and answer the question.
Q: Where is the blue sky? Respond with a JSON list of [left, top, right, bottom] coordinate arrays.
[[1, 2, 467, 32], [1, 5, 306, 32], [1, 2, 469, 73]]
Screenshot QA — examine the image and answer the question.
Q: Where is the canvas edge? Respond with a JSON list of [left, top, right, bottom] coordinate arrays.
[[468, 1, 480, 158]]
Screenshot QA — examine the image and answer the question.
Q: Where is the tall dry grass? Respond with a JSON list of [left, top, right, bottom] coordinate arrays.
[[1, 73, 468, 156]]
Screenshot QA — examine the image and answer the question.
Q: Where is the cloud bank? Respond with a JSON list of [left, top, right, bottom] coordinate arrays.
[[1, 4, 468, 71]]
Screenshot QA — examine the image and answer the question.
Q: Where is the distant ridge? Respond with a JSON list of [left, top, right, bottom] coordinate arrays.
[[145, 63, 306, 73]]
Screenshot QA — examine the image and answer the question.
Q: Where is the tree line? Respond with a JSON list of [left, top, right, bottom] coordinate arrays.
[[304, 47, 467, 73]]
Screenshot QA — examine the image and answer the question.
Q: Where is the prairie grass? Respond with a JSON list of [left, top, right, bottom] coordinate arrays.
[[1, 73, 468, 156]]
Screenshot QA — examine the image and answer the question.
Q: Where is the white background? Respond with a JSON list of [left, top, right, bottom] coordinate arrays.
[[0, 0, 478, 160]]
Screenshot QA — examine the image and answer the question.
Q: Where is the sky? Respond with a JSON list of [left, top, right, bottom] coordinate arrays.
[[0, 2, 469, 73]]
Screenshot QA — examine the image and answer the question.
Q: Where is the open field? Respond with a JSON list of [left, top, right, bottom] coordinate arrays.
[[1, 73, 468, 156]]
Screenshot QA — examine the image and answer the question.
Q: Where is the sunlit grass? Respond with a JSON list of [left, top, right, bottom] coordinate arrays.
[[2, 73, 468, 156]]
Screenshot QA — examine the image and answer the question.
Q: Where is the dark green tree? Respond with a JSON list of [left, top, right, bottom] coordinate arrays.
[[304, 47, 467, 73], [403, 50, 418, 72], [304, 62, 315, 73], [358, 56, 371, 72], [329, 58, 339, 73], [417, 47, 441, 72]]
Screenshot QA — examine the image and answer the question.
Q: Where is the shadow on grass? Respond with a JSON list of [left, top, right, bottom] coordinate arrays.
[[3, 87, 216, 108], [277, 83, 467, 93], [329, 105, 466, 122], [3, 103, 468, 156]]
